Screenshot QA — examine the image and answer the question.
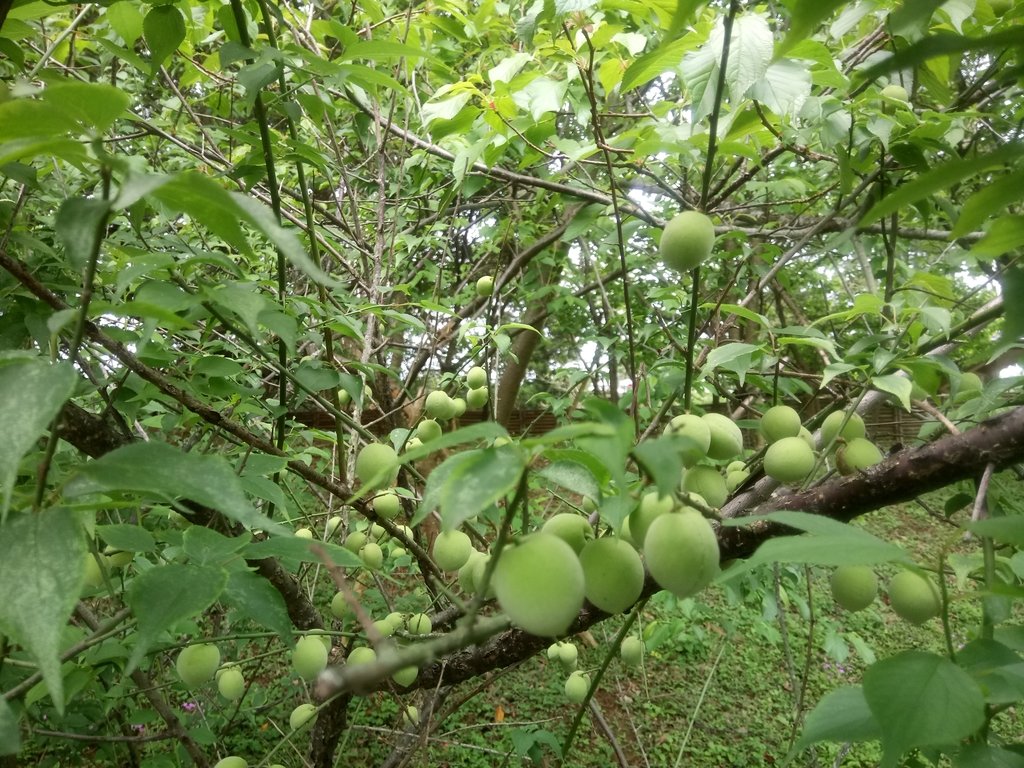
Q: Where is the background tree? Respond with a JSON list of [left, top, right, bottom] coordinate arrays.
[[1, 0, 1023, 766]]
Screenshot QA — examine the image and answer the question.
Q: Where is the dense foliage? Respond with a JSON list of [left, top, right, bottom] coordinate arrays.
[[1, 0, 1023, 765]]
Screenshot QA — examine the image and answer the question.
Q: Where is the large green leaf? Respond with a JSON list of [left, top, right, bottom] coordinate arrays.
[[795, 685, 881, 749], [0, 508, 86, 713], [861, 144, 1024, 226], [125, 563, 228, 672], [0, 697, 19, 756], [863, 651, 986, 767], [621, 34, 698, 93], [419, 444, 525, 531], [55, 197, 111, 271], [142, 5, 185, 73], [776, 0, 849, 57], [0, 357, 77, 520], [67, 441, 287, 535], [222, 569, 293, 642]]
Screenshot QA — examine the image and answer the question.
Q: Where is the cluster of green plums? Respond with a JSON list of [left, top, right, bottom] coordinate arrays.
[[829, 564, 942, 624]]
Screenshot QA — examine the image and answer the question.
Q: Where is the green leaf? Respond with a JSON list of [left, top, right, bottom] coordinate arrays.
[[126, 563, 227, 672], [632, 436, 687, 499], [67, 441, 287, 535], [181, 526, 251, 566], [973, 215, 1024, 260], [796, 685, 881, 749], [222, 569, 293, 642], [41, 82, 130, 134], [871, 374, 913, 411], [0, 508, 86, 713], [863, 651, 986, 768], [953, 744, 1024, 768], [1001, 265, 1024, 344], [857, 29, 1024, 83], [621, 34, 697, 93], [105, 1, 145, 45], [952, 169, 1024, 237], [55, 197, 110, 271], [96, 524, 157, 553], [0, 697, 18, 756], [400, 421, 509, 463], [536, 460, 600, 503], [701, 342, 761, 383], [955, 639, 1024, 706], [968, 517, 1024, 547], [143, 5, 186, 73], [777, 0, 849, 57], [0, 357, 77, 521], [861, 144, 1024, 226], [420, 445, 525, 531]]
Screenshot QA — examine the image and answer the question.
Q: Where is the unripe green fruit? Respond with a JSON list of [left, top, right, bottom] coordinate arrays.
[[432, 529, 473, 572], [360, 542, 384, 570], [466, 366, 487, 389], [347, 646, 376, 665], [558, 641, 578, 672], [372, 618, 396, 637], [492, 534, 585, 637], [820, 411, 866, 449], [798, 426, 815, 449], [424, 390, 455, 420], [338, 388, 351, 407], [216, 666, 245, 700], [466, 386, 489, 409], [105, 548, 134, 568], [581, 496, 597, 513], [451, 397, 467, 417], [214, 758, 247, 768], [392, 665, 418, 686], [620, 636, 643, 667], [292, 635, 329, 681], [760, 405, 802, 443], [888, 570, 941, 625], [956, 371, 984, 402], [681, 466, 728, 509], [176, 643, 220, 688], [659, 210, 715, 272], [547, 642, 561, 660], [405, 437, 423, 452], [579, 537, 644, 614], [373, 490, 402, 520], [407, 613, 432, 635], [629, 491, 675, 548], [416, 418, 442, 442], [880, 83, 909, 110], [355, 443, 399, 489], [725, 469, 749, 493], [830, 565, 878, 612], [836, 437, 883, 475], [665, 413, 712, 465], [330, 591, 351, 620], [476, 275, 494, 297], [368, 523, 387, 541], [470, 553, 496, 599], [643, 510, 719, 599], [343, 530, 367, 553], [325, 515, 343, 539], [386, 612, 407, 631], [541, 513, 593, 554], [763, 436, 816, 485], [458, 550, 484, 592], [289, 703, 317, 730], [390, 545, 407, 559], [294, 527, 314, 540], [82, 553, 105, 588], [402, 704, 419, 728], [564, 671, 591, 704], [702, 413, 744, 460], [619, 515, 636, 547]]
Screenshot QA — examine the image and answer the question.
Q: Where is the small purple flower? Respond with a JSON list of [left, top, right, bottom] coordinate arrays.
[[181, 700, 198, 712]]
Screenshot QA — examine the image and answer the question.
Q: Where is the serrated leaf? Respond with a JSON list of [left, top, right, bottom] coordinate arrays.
[[796, 685, 881, 749], [96, 524, 156, 553], [105, 1, 144, 45], [42, 82, 130, 135], [777, 0, 849, 57], [68, 441, 286, 535], [955, 639, 1024, 707], [863, 651, 985, 767], [952, 169, 1024, 237], [974, 216, 1024, 261], [861, 144, 1024, 226], [0, 358, 77, 520], [0, 508, 85, 714], [420, 445, 525, 531], [0, 698, 19, 756], [222, 569, 293, 641], [126, 564, 227, 672], [750, 58, 811, 117], [968, 517, 1024, 547], [143, 5, 185, 73], [55, 197, 110, 271], [621, 34, 697, 93], [871, 373, 913, 411], [857, 29, 1024, 83], [243, 535, 362, 568], [632, 436, 687, 498], [182, 526, 251, 566], [401, 421, 509, 463], [537, 460, 600, 502]]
